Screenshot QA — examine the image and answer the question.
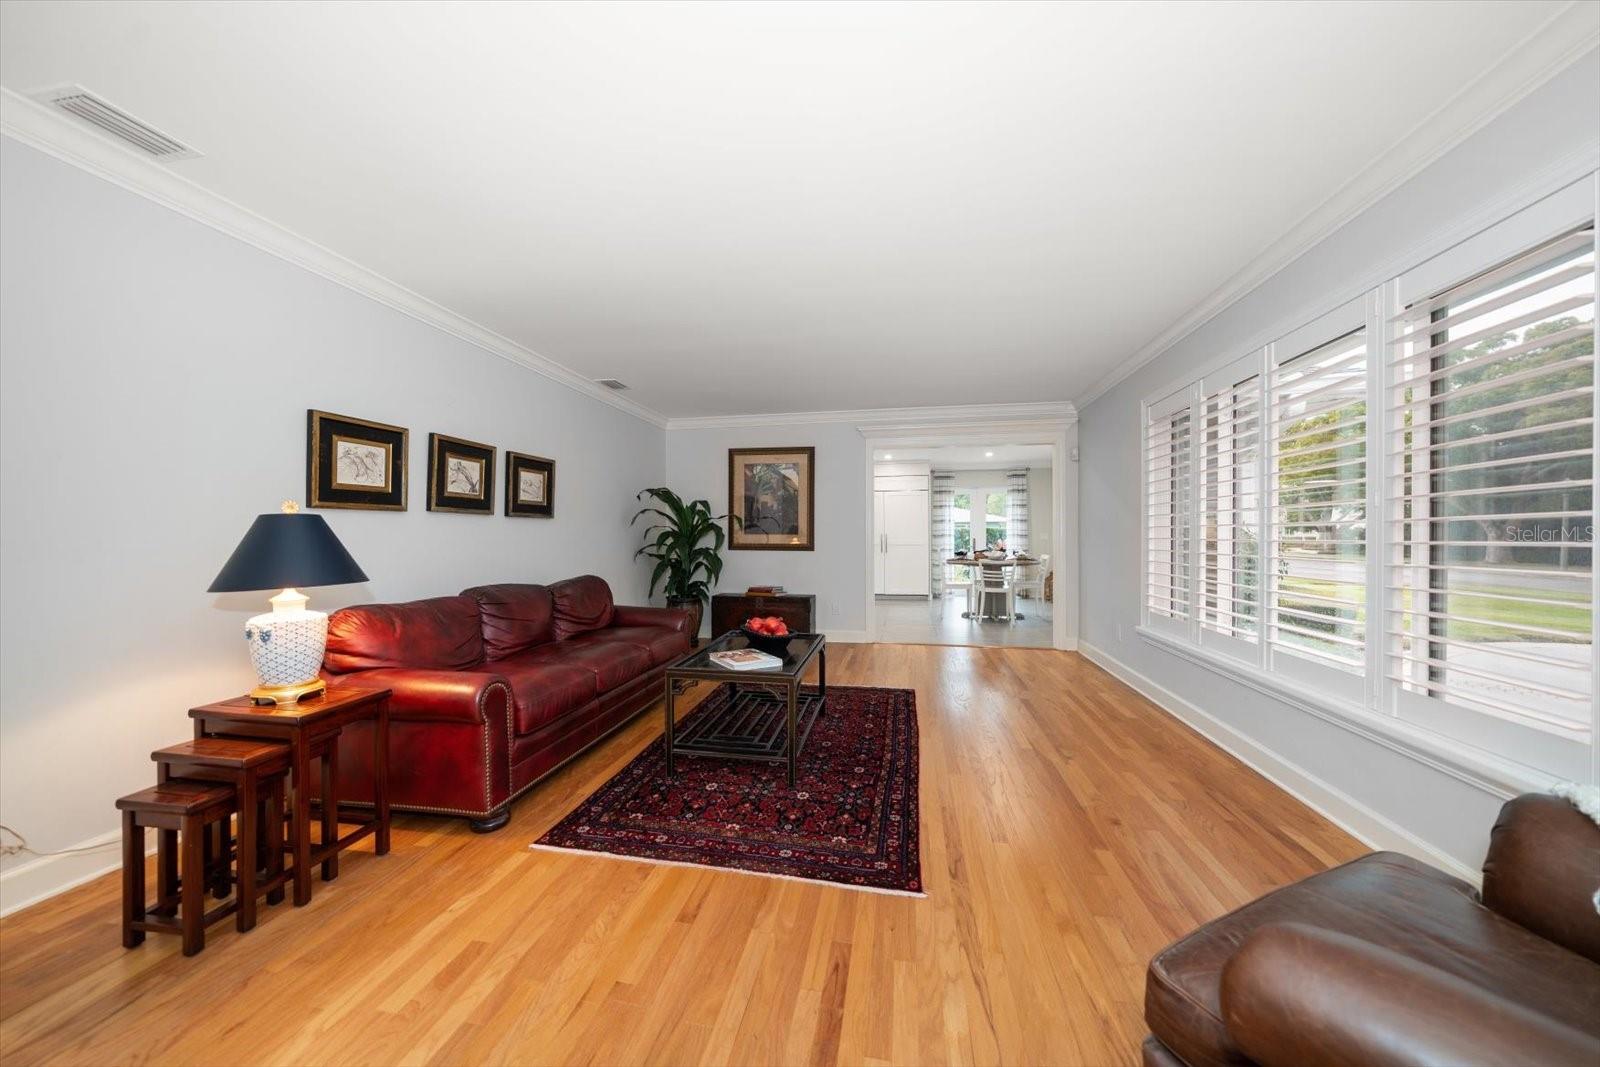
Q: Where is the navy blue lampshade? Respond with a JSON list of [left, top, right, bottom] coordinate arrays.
[[207, 513, 369, 593]]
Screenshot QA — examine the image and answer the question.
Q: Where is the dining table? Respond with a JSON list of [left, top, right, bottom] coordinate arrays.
[[945, 556, 1042, 620]]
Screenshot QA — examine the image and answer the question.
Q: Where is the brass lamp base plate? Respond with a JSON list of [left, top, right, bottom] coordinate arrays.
[[249, 678, 327, 706]]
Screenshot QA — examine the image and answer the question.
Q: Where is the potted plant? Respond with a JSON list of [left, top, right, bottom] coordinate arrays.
[[632, 488, 733, 644]]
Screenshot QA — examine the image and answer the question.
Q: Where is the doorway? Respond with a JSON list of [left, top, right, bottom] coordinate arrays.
[[862, 422, 1077, 651]]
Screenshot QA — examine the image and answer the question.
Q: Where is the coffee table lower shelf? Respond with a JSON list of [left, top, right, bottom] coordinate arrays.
[[670, 685, 825, 772]]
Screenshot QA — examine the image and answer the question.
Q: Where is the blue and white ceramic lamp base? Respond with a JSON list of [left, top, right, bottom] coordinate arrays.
[[243, 588, 329, 705]]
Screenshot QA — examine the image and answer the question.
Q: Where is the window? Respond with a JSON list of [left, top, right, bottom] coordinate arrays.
[[1138, 173, 1596, 781], [953, 489, 1008, 553], [1200, 358, 1261, 648], [1269, 325, 1369, 685], [1389, 224, 1594, 776], [1145, 387, 1194, 627]]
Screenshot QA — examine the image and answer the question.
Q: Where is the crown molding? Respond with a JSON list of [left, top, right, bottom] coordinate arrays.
[[1075, 12, 1600, 410], [665, 400, 1076, 432], [0, 88, 671, 429]]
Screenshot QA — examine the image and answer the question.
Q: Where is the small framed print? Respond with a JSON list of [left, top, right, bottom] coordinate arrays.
[[505, 451, 555, 518], [427, 433, 495, 514], [307, 410, 407, 511]]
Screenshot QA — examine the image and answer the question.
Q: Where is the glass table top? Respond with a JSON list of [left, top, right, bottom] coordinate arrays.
[[669, 629, 824, 677]]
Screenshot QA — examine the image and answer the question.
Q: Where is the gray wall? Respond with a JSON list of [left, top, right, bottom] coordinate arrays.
[[1077, 52, 1599, 872], [0, 139, 665, 894], [665, 421, 869, 636]]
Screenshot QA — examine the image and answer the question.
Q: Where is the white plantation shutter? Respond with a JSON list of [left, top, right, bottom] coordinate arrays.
[[1268, 322, 1369, 692], [1146, 387, 1195, 628], [1199, 356, 1262, 650], [1135, 178, 1597, 783], [1388, 223, 1595, 775]]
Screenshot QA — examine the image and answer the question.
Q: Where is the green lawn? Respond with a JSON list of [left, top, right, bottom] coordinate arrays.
[[1273, 576, 1590, 640]]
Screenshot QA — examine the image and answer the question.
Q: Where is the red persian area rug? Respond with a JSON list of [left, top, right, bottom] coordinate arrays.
[[532, 684, 922, 895]]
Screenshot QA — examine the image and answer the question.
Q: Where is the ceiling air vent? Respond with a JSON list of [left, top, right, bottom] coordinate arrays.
[[31, 85, 200, 161], [595, 379, 629, 391]]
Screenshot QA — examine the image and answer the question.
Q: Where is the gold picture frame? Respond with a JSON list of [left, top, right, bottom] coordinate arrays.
[[505, 451, 555, 517], [728, 446, 815, 551], [427, 432, 495, 514], [307, 410, 407, 511]]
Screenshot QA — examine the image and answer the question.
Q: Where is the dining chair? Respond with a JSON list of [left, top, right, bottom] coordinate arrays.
[[944, 562, 975, 616], [1013, 554, 1049, 602], [972, 561, 1015, 623]]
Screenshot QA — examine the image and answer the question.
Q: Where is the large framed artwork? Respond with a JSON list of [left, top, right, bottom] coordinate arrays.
[[427, 433, 495, 514], [728, 446, 815, 551], [306, 409, 407, 511], [505, 451, 555, 518]]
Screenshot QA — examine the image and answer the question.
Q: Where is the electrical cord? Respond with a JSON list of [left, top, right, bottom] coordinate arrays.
[[0, 823, 119, 858]]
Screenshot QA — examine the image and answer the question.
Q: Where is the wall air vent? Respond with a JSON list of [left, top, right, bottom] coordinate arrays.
[[595, 379, 629, 390], [30, 85, 201, 161]]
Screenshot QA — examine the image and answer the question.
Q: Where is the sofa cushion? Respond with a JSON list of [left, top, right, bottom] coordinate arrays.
[[493, 656, 598, 735], [526, 638, 650, 693], [462, 583, 555, 660], [325, 595, 484, 673], [549, 575, 616, 640], [1145, 851, 1600, 1067], [586, 625, 689, 667]]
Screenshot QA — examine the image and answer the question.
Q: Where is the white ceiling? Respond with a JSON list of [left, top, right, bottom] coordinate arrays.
[[0, 2, 1590, 420], [877, 444, 1051, 469]]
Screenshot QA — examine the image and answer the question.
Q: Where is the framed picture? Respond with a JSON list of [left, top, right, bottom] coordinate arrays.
[[427, 433, 495, 514], [728, 446, 815, 551], [505, 451, 555, 518], [306, 409, 407, 511]]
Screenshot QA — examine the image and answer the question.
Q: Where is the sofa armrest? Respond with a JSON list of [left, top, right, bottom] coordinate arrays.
[[1220, 923, 1600, 1067], [326, 668, 511, 728], [1482, 793, 1600, 964], [613, 604, 690, 634]]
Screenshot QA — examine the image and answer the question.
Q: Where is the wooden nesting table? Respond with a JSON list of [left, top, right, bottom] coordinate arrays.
[[189, 686, 391, 907]]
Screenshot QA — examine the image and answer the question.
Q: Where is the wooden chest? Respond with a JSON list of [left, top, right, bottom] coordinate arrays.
[[710, 593, 817, 637]]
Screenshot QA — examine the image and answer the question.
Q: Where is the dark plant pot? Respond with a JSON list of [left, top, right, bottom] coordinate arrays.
[[668, 597, 703, 646]]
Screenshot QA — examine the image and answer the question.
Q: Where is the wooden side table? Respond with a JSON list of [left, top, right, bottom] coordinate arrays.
[[151, 736, 292, 931], [118, 779, 239, 957], [710, 592, 816, 638], [189, 686, 391, 907]]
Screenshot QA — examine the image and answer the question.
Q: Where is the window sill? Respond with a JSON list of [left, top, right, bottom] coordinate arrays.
[[1133, 625, 1554, 801]]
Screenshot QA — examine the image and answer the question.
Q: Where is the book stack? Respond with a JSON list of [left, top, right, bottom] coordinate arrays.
[[708, 648, 783, 671], [746, 585, 785, 595]]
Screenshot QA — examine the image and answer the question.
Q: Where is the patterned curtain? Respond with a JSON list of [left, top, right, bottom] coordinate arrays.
[[1006, 468, 1029, 554], [931, 471, 955, 597]]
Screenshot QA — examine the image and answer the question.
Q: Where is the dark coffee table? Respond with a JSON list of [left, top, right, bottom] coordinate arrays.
[[663, 630, 827, 787]]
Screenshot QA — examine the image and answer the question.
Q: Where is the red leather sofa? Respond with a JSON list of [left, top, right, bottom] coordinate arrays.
[[1142, 793, 1600, 1067], [319, 575, 689, 831]]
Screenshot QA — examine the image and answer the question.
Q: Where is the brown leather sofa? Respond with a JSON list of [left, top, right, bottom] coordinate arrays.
[[319, 575, 689, 832], [1143, 793, 1600, 1067]]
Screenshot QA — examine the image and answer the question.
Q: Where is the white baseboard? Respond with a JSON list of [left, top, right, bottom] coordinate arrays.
[[0, 828, 151, 918], [823, 629, 869, 644], [1077, 642, 1481, 886]]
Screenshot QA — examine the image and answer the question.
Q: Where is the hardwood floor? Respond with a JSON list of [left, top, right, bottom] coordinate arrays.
[[0, 645, 1363, 1067]]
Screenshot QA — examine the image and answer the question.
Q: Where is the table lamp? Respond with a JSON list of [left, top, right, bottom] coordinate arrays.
[[208, 501, 369, 705]]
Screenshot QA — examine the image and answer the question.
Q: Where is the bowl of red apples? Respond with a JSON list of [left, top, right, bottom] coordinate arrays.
[[741, 615, 793, 653]]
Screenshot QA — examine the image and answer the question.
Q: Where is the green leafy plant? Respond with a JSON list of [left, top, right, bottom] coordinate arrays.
[[632, 487, 734, 604]]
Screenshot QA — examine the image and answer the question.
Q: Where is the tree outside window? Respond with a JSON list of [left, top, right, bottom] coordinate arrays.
[[952, 489, 1008, 552]]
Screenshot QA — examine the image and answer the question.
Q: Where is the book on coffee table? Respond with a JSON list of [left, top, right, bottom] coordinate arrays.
[[708, 649, 783, 671]]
